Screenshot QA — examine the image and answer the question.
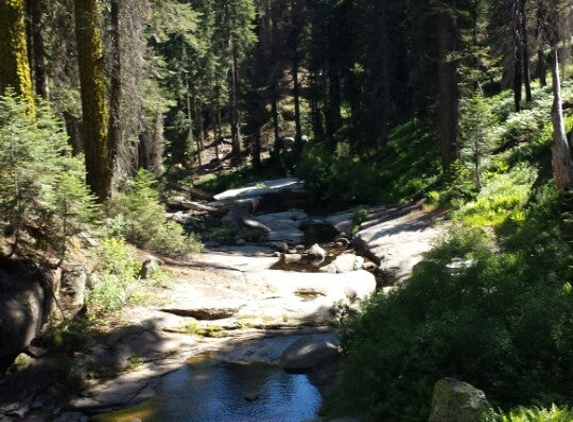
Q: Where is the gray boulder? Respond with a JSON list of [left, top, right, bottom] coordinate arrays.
[[428, 378, 491, 422], [0, 259, 53, 373], [279, 336, 340, 374], [320, 254, 364, 273]]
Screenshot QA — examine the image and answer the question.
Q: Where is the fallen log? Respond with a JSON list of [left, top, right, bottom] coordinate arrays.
[[180, 200, 225, 215], [167, 182, 215, 201]]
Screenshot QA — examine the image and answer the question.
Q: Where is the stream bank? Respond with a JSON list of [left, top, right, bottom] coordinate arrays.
[[0, 178, 446, 422]]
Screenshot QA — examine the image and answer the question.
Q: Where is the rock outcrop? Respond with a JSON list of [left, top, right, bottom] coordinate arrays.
[[0, 258, 53, 373]]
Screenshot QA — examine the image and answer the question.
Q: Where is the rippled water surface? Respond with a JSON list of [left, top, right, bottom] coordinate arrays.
[[147, 360, 321, 422]]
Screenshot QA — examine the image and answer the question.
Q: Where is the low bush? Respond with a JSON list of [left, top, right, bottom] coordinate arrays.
[[106, 169, 202, 257], [86, 238, 141, 315], [326, 183, 573, 422]]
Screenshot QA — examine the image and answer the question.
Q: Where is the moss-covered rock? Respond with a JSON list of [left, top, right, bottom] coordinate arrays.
[[428, 378, 491, 422]]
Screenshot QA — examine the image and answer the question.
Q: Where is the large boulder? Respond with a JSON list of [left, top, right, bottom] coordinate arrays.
[[279, 336, 340, 374], [320, 254, 364, 274], [428, 378, 491, 422], [0, 258, 53, 373]]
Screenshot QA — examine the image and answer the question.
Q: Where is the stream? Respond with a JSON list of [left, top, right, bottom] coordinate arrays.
[[148, 360, 320, 421]]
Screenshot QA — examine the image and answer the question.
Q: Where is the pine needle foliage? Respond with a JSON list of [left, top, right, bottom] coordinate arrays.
[[0, 91, 99, 257]]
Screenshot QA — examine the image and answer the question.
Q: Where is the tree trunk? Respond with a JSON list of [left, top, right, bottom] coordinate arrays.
[[534, 0, 548, 86], [380, 2, 390, 150], [26, 0, 49, 100], [108, 0, 122, 188], [537, 49, 548, 87], [520, 0, 532, 103], [0, 0, 35, 114], [74, 0, 111, 202], [513, 0, 523, 112], [229, 45, 242, 165], [195, 102, 205, 152], [550, 49, 573, 192], [309, 70, 324, 141], [436, 7, 459, 171], [292, 48, 302, 154], [252, 127, 261, 171], [326, 66, 343, 146]]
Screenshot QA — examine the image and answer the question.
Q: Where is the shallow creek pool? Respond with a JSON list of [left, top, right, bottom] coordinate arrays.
[[95, 359, 321, 422]]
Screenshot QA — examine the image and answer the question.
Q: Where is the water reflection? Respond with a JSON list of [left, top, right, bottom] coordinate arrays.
[[149, 361, 321, 422]]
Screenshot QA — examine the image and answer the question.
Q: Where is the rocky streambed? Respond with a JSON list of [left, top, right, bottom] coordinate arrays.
[[0, 178, 447, 422]]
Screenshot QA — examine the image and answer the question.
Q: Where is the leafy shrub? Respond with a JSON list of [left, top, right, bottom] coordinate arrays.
[[86, 238, 141, 315], [106, 169, 202, 257]]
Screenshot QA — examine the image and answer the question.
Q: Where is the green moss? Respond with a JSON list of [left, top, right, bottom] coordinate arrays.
[[74, 0, 110, 201], [0, 0, 35, 114]]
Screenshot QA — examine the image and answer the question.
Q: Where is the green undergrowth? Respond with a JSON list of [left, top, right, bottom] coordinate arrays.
[[483, 404, 573, 422], [327, 81, 573, 421], [87, 237, 170, 316], [106, 169, 202, 258], [297, 119, 441, 204]]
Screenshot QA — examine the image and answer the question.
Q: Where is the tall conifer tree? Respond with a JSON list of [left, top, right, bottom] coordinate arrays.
[[74, 0, 111, 202]]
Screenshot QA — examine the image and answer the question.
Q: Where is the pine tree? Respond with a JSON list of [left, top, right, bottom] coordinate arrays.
[[0, 92, 99, 257], [459, 93, 496, 189]]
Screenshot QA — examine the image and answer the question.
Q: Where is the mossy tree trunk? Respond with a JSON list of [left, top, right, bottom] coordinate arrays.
[[0, 0, 35, 115], [74, 0, 111, 202]]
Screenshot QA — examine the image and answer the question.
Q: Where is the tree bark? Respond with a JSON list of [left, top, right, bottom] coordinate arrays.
[[229, 45, 242, 164], [436, 7, 459, 171], [380, 2, 390, 150], [74, 0, 111, 202], [0, 0, 35, 114], [550, 49, 573, 192], [309, 70, 324, 141], [26, 0, 49, 100], [108, 0, 122, 188], [534, 0, 548, 86], [292, 48, 302, 153], [520, 0, 532, 103], [326, 65, 343, 146], [513, 0, 523, 112]]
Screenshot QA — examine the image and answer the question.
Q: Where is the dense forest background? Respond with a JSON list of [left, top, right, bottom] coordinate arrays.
[[3, 1, 573, 421], [1, 0, 572, 200]]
